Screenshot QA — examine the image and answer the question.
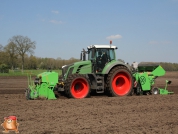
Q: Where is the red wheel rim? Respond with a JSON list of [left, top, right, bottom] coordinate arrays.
[[71, 78, 89, 98], [112, 72, 131, 96]]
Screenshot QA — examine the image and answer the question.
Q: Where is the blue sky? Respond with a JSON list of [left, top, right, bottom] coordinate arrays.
[[0, 0, 178, 64]]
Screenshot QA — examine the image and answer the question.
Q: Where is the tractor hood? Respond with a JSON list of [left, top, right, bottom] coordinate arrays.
[[73, 60, 92, 74], [62, 60, 92, 79]]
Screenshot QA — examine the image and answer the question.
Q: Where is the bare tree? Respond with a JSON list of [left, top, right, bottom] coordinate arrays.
[[4, 42, 18, 70], [9, 35, 36, 72]]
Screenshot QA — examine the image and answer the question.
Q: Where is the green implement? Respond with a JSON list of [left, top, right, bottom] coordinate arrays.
[[159, 80, 174, 95], [133, 62, 173, 95], [25, 71, 58, 100]]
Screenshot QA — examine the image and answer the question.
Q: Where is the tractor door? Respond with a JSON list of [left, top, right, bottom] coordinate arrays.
[[95, 49, 110, 72], [88, 47, 115, 73]]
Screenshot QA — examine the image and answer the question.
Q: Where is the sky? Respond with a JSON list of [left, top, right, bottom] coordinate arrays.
[[0, 0, 178, 64]]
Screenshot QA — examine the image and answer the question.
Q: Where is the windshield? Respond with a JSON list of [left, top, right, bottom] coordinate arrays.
[[88, 48, 115, 61], [88, 49, 93, 60]]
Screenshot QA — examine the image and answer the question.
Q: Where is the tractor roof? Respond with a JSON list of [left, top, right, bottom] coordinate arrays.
[[87, 45, 118, 49]]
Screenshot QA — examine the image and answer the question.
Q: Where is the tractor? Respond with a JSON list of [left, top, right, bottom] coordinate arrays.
[[25, 44, 134, 99]]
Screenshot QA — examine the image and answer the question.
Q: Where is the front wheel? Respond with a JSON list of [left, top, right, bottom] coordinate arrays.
[[107, 66, 133, 97], [64, 74, 90, 99]]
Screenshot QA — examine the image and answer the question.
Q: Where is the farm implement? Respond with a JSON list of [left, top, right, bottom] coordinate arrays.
[[25, 44, 173, 100], [25, 71, 58, 100], [132, 62, 173, 95]]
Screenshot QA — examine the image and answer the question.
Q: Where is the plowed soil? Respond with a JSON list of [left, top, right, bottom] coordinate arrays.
[[0, 72, 178, 134]]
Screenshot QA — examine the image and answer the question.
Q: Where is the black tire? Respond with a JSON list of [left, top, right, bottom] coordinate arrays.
[[136, 82, 143, 95], [151, 87, 160, 95], [58, 75, 63, 82], [106, 66, 133, 97], [25, 88, 31, 100], [64, 74, 91, 99]]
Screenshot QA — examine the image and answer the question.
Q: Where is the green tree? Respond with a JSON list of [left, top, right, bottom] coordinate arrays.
[[0, 44, 9, 65], [4, 42, 18, 70], [28, 55, 37, 69], [0, 63, 9, 73], [0, 44, 3, 51], [9, 35, 36, 72]]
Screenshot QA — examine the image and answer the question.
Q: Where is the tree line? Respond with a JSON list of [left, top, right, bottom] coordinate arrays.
[[0, 35, 79, 72], [0, 35, 178, 72], [160, 62, 178, 71]]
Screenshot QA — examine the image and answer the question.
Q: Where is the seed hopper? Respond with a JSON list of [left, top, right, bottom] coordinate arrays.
[[133, 62, 173, 95]]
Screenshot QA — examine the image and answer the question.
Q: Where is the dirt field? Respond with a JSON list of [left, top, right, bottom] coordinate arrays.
[[0, 72, 178, 134]]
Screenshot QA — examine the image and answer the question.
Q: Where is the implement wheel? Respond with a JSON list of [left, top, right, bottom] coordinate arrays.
[[65, 74, 90, 99], [107, 66, 133, 96], [25, 88, 31, 100], [151, 87, 160, 95]]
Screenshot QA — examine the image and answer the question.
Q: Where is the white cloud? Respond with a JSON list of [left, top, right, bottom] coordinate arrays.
[[51, 10, 59, 14], [106, 34, 122, 40], [50, 20, 63, 24], [149, 40, 171, 45]]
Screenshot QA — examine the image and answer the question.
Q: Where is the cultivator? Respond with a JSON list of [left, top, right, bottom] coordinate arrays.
[[133, 62, 173, 95], [25, 71, 58, 100]]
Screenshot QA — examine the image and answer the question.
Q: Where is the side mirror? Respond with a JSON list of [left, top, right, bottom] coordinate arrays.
[[80, 52, 86, 61], [80, 53, 82, 60]]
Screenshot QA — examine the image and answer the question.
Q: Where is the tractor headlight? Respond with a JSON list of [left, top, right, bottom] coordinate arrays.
[[62, 64, 74, 77]]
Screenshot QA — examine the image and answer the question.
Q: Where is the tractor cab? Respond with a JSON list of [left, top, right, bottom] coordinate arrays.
[[87, 45, 118, 73]]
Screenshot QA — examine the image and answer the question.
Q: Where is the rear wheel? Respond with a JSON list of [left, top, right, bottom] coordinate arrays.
[[65, 74, 90, 99], [107, 66, 133, 96]]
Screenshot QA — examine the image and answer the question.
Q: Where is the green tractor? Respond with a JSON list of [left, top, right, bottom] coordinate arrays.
[[57, 45, 134, 99], [25, 44, 134, 99]]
